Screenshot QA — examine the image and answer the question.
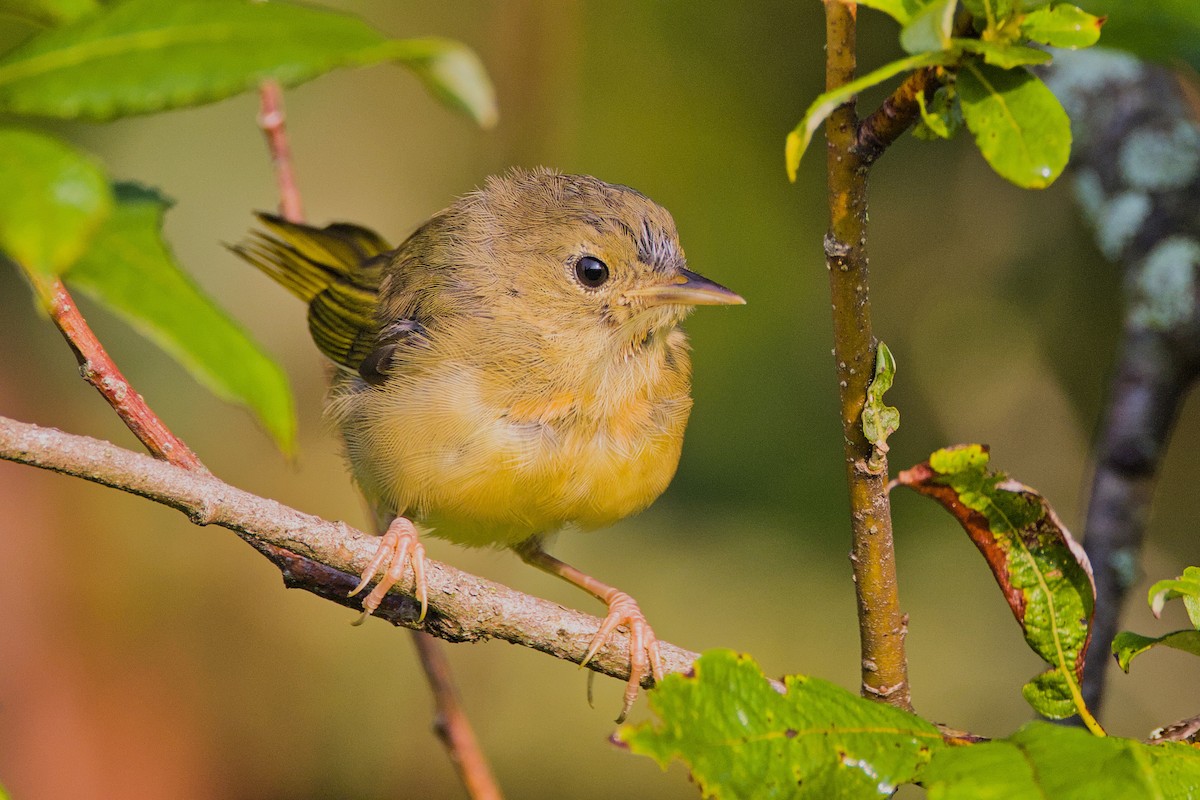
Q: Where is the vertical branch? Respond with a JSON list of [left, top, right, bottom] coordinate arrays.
[[253, 82, 504, 798], [1040, 56, 1200, 714], [823, 0, 912, 710], [411, 632, 503, 800], [1081, 328, 1192, 716], [30, 276, 205, 470], [258, 80, 305, 223]]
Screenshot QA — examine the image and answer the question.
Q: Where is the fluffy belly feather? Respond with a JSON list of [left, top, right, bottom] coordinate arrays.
[[334, 362, 692, 547]]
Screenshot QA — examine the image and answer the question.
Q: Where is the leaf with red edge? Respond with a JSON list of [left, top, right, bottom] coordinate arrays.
[[894, 445, 1095, 722]]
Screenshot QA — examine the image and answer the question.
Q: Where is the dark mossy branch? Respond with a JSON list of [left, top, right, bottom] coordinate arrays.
[[823, 0, 912, 711]]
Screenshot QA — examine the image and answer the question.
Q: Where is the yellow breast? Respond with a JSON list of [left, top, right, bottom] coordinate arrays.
[[330, 328, 693, 547]]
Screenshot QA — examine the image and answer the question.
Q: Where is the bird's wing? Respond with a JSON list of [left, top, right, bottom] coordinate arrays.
[[230, 213, 392, 370]]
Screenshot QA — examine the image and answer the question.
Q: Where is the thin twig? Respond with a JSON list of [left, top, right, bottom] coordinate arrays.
[[0, 414, 701, 682], [29, 276, 205, 471], [412, 631, 504, 800], [258, 80, 305, 223], [823, 0, 912, 711]]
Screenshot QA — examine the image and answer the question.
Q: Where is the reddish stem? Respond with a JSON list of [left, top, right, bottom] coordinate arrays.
[[258, 79, 305, 223], [412, 631, 505, 800], [33, 277, 204, 471]]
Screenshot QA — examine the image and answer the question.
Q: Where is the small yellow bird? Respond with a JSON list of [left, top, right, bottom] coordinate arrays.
[[233, 167, 742, 716]]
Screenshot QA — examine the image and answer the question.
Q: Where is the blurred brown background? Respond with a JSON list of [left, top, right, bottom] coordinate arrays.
[[2, 2, 1198, 798]]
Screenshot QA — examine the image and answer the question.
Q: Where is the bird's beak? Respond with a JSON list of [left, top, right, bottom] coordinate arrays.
[[625, 268, 745, 307]]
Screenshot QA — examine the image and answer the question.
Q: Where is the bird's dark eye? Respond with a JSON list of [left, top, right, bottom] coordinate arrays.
[[574, 255, 610, 288]]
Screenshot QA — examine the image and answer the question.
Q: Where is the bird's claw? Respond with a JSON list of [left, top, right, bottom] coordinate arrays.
[[580, 590, 664, 723], [350, 516, 428, 623]]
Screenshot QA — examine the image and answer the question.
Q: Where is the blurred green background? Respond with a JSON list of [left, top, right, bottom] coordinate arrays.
[[2, 2, 1198, 798]]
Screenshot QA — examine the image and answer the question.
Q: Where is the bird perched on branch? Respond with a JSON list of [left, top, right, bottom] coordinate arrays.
[[232, 167, 743, 718]]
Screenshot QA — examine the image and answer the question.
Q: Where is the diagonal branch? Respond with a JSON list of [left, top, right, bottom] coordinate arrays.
[[0, 414, 699, 684], [29, 276, 205, 471]]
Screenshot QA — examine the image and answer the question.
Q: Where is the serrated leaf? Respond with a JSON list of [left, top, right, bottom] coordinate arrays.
[[957, 61, 1071, 188], [1112, 630, 1200, 673], [895, 445, 1095, 722], [786, 51, 953, 181], [0, 0, 496, 128], [62, 183, 296, 452], [953, 39, 1053, 68], [1020, 4, 1103, 49], [618, 650, 944, 799], [913, 85, 962, 140], [0, 0, 98, 27], [924, 722, 1200, 800], [0, 127, 111, 276], [900, 0, 957, 54], [1148, 566, 1200, 626]]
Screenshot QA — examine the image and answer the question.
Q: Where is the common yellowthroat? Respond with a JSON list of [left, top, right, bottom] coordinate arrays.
[[233, 168, 743, 717]]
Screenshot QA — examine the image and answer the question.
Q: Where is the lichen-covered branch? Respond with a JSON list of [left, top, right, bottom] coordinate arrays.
[[0, 414, 699, 684], [1043, 53, 1200, 715], [823, 0, 911, 711]]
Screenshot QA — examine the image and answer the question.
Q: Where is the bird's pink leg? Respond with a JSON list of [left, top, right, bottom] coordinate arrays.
[[515, 538, 664, 722], [350, 516, 429, 623]]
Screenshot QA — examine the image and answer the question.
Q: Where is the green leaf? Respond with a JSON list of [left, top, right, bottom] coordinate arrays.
[[1020, 4, 1103, 49], [924, 722, 1200, 799], [618, 650, 944, 799], [0, 0, 98, 27], [1149, 566, 1200, 626], [1113, 629, 1200, 673], [957, 61, 1071, 188], [1081, 0, 1200, 68], [862, 342, 899, 473], [1020, 671, 1075, 719], [896, 445, 1095, 723], [855, 0, 923, 25], [62, 183, 296, 452], [388, 37, 497, 129], [952, 39, 1053, 68], [913, 84, 962, 140], [0, 0, 496, 127], [960, 0, 1017, 26], [786, 51, 953, 181], [0, 127, 111, 276], [900, 0, 957, 54]]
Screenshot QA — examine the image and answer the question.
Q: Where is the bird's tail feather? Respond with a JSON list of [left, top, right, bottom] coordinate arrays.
[[229, 213, 393, 369]]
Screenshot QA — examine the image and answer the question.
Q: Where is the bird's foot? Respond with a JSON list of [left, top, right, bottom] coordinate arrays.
[[349, 516, 428, 623], [582, 590, 664, 723]]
